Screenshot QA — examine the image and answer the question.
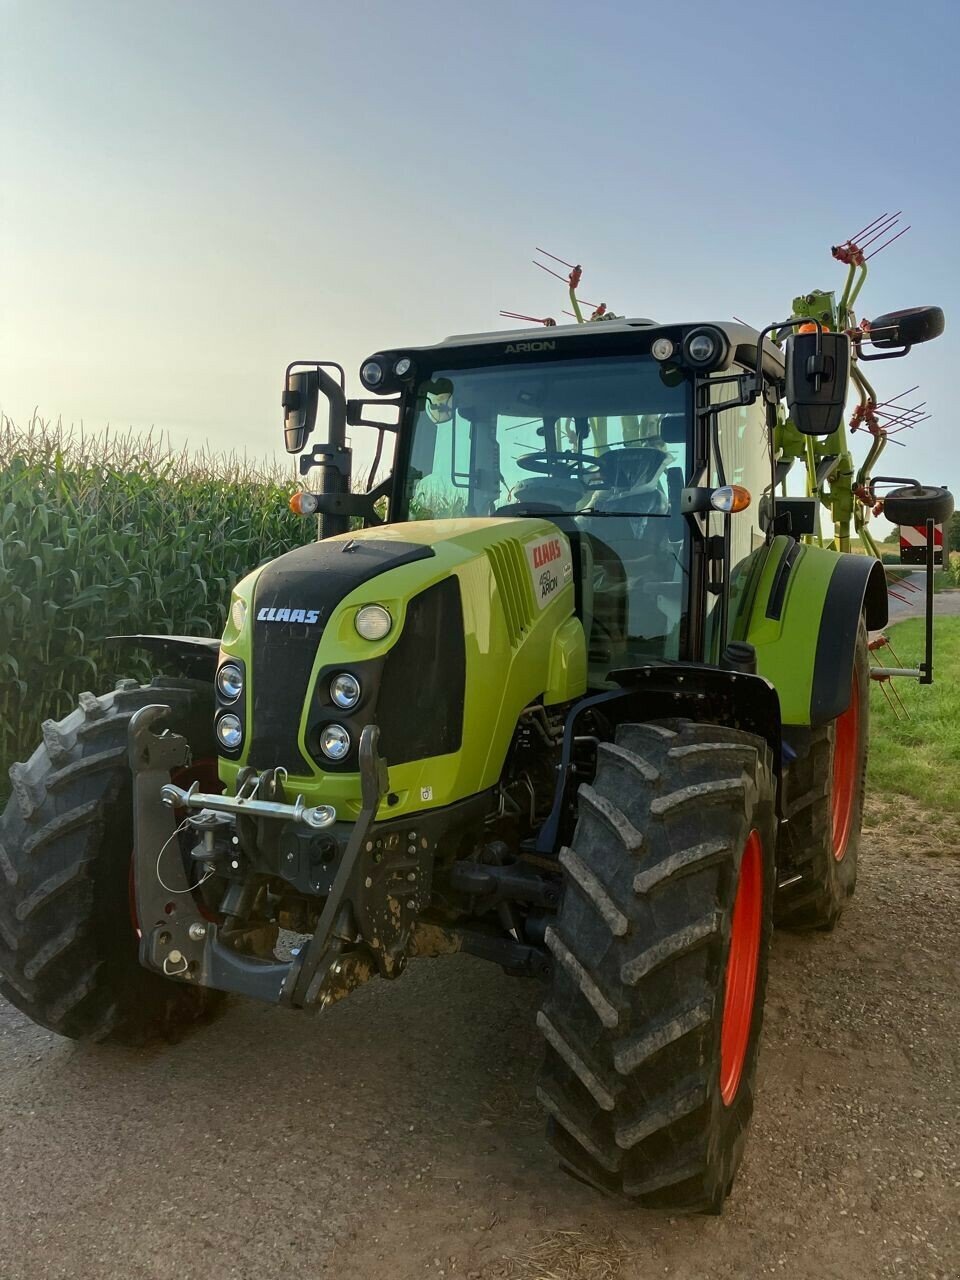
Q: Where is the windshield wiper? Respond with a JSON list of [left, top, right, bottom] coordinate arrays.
[[498, 507, 672, 519]]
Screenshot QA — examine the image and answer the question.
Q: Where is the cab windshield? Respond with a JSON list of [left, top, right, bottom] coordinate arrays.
[[400, 355, 691, 672], [402, 355, 687, 520]]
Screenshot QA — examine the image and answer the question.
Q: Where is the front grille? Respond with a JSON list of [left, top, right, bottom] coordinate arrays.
[[377, 578, 465, 764], [486, 539, 535, 647]]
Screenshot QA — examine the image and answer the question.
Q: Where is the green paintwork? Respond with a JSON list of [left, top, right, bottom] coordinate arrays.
[[739, 535, 855, 725], [791, 289, 838, 329], [218, 518, 586, 820]]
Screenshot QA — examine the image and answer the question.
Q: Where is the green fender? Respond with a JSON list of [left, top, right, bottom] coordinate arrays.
[[738, 536, 887, 727]]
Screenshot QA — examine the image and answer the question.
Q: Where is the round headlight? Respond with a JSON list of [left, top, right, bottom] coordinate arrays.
[[683, 327, 726, 368], [216, 714, 243, 751], [354, 604, 392, 641], [651, 337, 675, 361], [319, 724, 351, 760], [361, 360, 384, 388], [230, 598, 247, 631], [217, 662, 244, 702], [393, 357, 413, 377], [688, 333, 717, 362], [330, 672, 361, 709]]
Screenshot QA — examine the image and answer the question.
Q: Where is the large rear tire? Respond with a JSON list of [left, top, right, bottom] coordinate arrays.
[[537, 719, 777, 1212], [775, 619, 869, 931], [0, 677, 224, 1044]]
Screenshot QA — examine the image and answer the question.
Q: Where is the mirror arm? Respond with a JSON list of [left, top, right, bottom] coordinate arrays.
[[347, 398, 401, 430], [284, 359, 345, 390], [295, 478, 392, 528], [853, 340, 913, 363]]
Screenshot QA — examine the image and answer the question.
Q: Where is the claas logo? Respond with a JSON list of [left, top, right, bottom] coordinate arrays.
[[532, 538, 562, 568]]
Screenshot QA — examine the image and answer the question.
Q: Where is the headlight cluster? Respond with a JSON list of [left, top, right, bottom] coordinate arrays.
[[318, 672, 362, 759], [359, 355, 416, 393], [650, 326, 730, 372], [314, 604, 392, 761], [215, 659, 246, 755]]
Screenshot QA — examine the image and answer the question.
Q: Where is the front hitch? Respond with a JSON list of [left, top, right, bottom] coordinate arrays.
[[129, 703, 293, 1002], [129, 709, 409, 1009]]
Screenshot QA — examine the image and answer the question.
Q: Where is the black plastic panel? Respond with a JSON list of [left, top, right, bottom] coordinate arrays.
[[377, 578, 466, 765]]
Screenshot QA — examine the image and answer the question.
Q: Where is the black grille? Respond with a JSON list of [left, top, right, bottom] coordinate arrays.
[[377, 577, 466, 765]]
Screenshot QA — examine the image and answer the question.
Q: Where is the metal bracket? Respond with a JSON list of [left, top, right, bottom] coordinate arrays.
[[129, 704, 293, 1003], [298, 442, 353, 478]]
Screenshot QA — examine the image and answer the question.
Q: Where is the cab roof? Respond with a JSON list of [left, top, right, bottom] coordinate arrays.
[[408, 317, 785, 377]]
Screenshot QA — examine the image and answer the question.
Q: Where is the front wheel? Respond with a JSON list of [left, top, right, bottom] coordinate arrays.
[[537, 719, 777, 1212], [0, 677, 224, 1044]]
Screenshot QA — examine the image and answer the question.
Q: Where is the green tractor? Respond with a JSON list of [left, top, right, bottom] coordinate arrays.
[[0, 259, 952, 1210]]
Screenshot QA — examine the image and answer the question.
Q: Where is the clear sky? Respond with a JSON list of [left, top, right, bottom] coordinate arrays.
[[2, 0, 958, 509]]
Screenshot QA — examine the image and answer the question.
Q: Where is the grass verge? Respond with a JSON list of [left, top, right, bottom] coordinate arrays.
[[865, 616, 960, 846]]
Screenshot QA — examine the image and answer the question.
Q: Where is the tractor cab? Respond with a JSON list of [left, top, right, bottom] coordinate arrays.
[[288, 318, 785, 685]]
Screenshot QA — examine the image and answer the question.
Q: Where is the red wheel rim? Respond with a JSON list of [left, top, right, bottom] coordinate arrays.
[[720, 829, 763, 1107], [128, 757, 223, 935], [831, 675, 860, 861]]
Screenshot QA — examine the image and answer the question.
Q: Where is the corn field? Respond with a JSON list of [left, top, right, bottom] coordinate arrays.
[[0, 414, 315, 781]]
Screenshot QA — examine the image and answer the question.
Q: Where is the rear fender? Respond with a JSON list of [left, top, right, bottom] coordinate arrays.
[[744, 539, 886, 726]]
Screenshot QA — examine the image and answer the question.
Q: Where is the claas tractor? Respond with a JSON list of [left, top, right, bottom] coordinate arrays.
[[1, 231, 953, 1212]]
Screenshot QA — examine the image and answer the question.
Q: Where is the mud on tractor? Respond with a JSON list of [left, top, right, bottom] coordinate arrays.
[[1, 225, 953, 1212]]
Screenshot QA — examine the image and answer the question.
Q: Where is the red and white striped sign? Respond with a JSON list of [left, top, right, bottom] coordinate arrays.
[[900, 523, 943, 565]]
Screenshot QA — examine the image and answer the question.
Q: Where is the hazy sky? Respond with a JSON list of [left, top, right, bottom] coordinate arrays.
[[2, 0, 958, 506]]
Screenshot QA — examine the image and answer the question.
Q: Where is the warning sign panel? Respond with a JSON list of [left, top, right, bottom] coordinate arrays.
[[899, 523, 944, 566]]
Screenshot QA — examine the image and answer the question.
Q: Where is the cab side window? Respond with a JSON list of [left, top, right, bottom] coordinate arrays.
[[710, 375, 771, 569]]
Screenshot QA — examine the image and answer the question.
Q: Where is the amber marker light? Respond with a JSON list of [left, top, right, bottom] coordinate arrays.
[[711, 485, 751, 514], [289, 491, 319, 515]]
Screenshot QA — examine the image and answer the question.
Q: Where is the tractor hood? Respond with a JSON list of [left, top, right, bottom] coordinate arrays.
[[217, 519, 587, 819]]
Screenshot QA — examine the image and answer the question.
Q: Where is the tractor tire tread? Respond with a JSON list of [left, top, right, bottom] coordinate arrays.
[[538, 718, 777, 1210]]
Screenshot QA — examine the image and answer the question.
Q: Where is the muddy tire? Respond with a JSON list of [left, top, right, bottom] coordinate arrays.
[[775, 619, 869, 931], [537, 719, 777, 1212], [0, 677, 224, 1044]]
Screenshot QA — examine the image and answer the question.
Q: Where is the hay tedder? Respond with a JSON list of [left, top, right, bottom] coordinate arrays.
[[1, 219, 952, 1211]]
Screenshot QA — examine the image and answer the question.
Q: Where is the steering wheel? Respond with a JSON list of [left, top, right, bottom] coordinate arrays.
[[516, 450, 602, 480]]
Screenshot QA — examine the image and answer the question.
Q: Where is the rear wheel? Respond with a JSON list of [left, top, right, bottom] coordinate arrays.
[[537, 719, 777, 1212], [775, 619, 869, 930], [0, 677, 224, 1044]]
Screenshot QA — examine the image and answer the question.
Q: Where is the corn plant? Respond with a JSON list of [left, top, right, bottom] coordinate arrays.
[[0, 414, 315, 780]]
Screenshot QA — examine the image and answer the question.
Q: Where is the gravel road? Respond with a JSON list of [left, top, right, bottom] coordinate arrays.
[[1, 811, 957, 1280], [886, 573, 960, 624]]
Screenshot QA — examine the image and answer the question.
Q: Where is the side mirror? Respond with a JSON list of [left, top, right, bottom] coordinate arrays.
[[785, 330, 850, 435], [282, 369, 319, 454], [867, 306, 945, 350]]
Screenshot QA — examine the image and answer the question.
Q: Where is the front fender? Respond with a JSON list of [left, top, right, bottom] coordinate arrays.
[[107, 634, 220, 680], [744, 538, 886, 726]]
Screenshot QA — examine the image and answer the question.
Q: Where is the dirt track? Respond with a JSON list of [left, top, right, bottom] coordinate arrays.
[[0, 810, 958, 1280]]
